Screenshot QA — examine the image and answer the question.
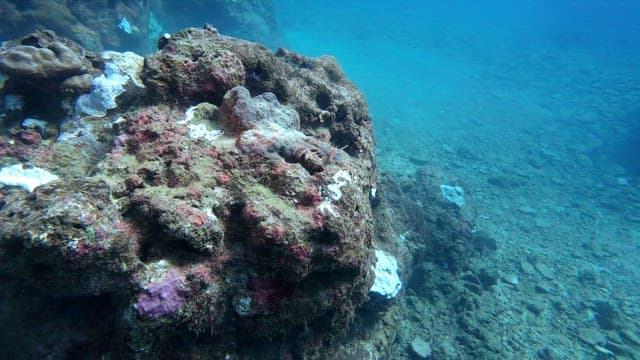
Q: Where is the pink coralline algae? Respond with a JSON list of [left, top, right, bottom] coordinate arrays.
[[135, 269, 187, 318]]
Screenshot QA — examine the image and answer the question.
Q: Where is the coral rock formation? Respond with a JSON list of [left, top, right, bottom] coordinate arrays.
[[0, 26, 379, 359]]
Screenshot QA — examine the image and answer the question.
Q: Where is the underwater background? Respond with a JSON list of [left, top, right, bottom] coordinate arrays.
[[0, 0, 639, 359]]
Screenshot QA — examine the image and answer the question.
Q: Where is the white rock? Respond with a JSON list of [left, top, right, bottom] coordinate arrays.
[[101, 51, 145, 88], [75, 63, 128, 117], [503, 273, 519, 285], [440, 184, 465, 207], [75, 51, 144, 117], [369, 249, 402, 299], [0, 163, 58, 192]]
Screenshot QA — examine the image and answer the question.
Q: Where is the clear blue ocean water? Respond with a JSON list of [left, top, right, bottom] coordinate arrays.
[[273, 0, 640, 169]]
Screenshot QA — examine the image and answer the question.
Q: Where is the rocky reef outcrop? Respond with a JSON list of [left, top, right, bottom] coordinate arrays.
[[0, 0, 279, 55], [0, 26, 380, 359]]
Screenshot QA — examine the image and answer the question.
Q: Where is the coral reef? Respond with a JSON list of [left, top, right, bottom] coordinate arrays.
[[0, 26, 381, 359], [0, 30, 97, 131], [144, 26, 375, 160], [0, 31, 90, 80], [0, 180, 140, 297]]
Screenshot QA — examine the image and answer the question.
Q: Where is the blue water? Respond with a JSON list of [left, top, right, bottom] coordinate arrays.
[[273, 0, 640, 175]]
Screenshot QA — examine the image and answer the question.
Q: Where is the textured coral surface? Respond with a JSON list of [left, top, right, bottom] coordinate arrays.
[[0, 27, 379, 359]]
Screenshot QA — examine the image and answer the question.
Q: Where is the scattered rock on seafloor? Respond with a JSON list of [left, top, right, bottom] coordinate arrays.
[[534, 282, 552, 294], [410, 338, 432, 359], [593, 300, 623, 331], [525, 297, 546, 316], [537, 346, 563, 360], [519, 261, 536, 276], [518, 205, 536, 215], [456, 146, 482, 161], [534, 217, 553, 228], [502, 272, 519, 285], [534, 262, 555, 280], [577, 328, 607, 346], [620, 329, 640, 346], [487, 175, 525, 188], [605, 341, 636, 358], [408, 153, 430, 166]]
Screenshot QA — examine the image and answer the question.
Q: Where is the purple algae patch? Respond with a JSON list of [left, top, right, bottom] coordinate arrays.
[[135, 268, 186, 318]]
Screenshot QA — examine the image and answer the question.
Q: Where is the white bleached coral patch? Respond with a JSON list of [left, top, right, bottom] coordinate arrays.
[[186, 123, 224, 142], [75, 51, 144, 117], [369, 249, 402, 300], [179, 104, 224, 142], [318, 170, 352, 218], [101, 51, 145, 88], [440, 184, 465, 207], [0, 163, 58, 192], [326, 170, 351, 201]]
